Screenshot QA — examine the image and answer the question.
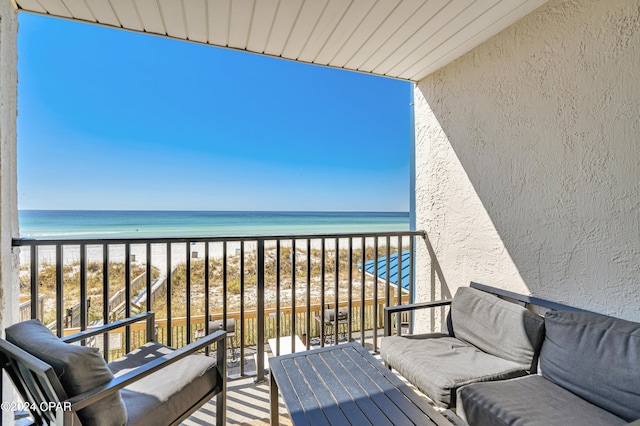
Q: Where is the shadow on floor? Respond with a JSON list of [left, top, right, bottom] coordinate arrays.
[[182, 377, 292, 426]]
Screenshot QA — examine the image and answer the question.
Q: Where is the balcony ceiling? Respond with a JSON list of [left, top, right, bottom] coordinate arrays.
[[15, 0, 548, 81]]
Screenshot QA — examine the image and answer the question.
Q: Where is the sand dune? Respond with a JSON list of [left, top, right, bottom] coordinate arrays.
[[18, 237, 403, 273]]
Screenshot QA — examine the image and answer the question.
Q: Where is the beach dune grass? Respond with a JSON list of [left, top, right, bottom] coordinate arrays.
[[20, 262, 159, 326], [20, 244, 408, 332], [155, 245, 407, 319]]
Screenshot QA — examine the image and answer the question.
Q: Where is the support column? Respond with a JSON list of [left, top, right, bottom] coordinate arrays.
[[0, 1, 19, 425]]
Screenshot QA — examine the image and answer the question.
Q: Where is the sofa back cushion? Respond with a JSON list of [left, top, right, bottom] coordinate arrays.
[[6, 320, 127, 426], [450, 287, 545, 371], [541, 310, 640, 421]]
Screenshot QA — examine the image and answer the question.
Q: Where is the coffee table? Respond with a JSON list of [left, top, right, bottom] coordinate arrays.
[[269, 342, 450, 425]]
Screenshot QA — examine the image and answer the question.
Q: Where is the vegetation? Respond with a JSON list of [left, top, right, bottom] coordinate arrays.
[[20, 245, 409, 327], [154, 245, 408, 318], [20, 262, 159, 326]]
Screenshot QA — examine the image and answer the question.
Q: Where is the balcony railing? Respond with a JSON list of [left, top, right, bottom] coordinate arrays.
[[12, 230, 422, 382]]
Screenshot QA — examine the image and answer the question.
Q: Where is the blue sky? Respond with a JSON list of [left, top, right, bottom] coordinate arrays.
[[17, 13, 412, 212]]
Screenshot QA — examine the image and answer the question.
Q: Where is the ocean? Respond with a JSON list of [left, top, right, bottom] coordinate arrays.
[[18, 210, 410, 240]]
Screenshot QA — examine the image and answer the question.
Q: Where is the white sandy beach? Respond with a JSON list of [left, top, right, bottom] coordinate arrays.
[[18, 237, 403, 272]]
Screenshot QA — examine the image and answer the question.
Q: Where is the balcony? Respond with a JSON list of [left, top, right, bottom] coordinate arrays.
[[12, 229, 458, 424]]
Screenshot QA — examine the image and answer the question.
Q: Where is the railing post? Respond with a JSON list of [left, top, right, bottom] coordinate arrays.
[[240, 241, 245, 376], [80, 244, 87, 334], [275, 240, 281, 354], [204, 242, 210, 356], [305, 239, 311, 350], [103, 244, 110, 360], [384, 308, 390, 337], [396, 236, 403, 336], [256, 239, 266, 383], [360, 237, 366, 346], [373, 237, 379, 351], [320, 239, 326, 347], [166, 243, 172, 347], [347, 237, 353, 343], [185, 242, 191, 345], [125, 243, 131, 352], [55, 245, 63, 338], [409, 235, 415, 334], [147, 312, 155, 342], [30, 244, 38, 321], [291, 239, 296, 354]]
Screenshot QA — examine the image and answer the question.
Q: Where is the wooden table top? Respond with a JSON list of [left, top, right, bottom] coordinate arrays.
[[269, 342, 450, 426]]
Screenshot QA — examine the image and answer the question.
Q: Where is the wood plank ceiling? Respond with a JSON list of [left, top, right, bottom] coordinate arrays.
[[15, 0, 548, 81]]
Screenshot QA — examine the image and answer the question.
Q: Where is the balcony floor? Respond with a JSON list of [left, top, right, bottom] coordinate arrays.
[[182, 354, 466, 426], [182, 377, 291, 426]]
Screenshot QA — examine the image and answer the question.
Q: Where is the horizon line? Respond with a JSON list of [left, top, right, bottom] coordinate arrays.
[[19, 209, 410, 214]]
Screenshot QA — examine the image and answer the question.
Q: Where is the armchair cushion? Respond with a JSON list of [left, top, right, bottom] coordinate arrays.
[[108, 342, 219, 426], [450, 287, 545, 371], [541, 310, 640, 421], [5, 319, 127, 426], [380, 335, 527, 407]]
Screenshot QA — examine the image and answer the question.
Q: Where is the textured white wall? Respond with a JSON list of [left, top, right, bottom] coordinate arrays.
[[0, 0, 18, 421], [414, 0, 640, 322]]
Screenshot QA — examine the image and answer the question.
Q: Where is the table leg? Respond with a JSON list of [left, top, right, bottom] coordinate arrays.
[[270, 369, 279, 425]]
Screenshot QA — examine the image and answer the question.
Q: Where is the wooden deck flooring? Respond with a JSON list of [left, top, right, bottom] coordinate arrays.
[[182, 377, 292, 426], [182, 355, 465, 426]]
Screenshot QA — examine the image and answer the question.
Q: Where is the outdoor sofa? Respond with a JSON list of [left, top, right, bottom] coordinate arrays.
[[0, 312, 226, 425], [381, 282, 640, 425], [457, 309, 640, 425], [381, 284, 547, 409]]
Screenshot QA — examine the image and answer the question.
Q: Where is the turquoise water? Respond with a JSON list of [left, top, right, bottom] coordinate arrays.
[[19, 210, 410, 239]]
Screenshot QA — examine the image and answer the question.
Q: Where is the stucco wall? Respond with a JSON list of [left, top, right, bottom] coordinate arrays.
[[414, 0, 640, 323], [0, 0, 18, 421]]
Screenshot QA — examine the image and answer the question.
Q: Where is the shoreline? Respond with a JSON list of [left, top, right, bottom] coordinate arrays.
[[19, 210, 410, 241]]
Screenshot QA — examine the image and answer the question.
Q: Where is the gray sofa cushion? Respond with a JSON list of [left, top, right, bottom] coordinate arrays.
[[5, 320, 127, 426], [108, 342, 219, 426], [450, 287, 545, 372], [380, 335, 527, 408], [457, 375, 627, 426], [541, 310, 640, 421]]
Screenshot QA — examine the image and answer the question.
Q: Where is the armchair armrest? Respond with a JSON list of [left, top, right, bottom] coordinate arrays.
[[384, 299, 452, 337], [66, 329, 227, 412], [61, 312, 155, 344]]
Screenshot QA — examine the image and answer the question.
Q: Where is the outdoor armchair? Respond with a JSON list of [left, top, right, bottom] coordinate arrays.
[[0, 312, 226, 425]]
